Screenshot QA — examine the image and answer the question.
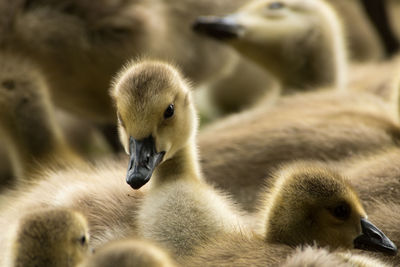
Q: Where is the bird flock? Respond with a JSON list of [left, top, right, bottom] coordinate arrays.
[[0, 0, 400, 266]]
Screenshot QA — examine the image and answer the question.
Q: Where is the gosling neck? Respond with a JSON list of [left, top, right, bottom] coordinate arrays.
[[3, 107, 69, 169], [152, 137, 201, 186], [280, 27, 346, 92]]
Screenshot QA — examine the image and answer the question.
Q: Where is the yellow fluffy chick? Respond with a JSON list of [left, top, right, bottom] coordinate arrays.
[[259, 162, 396, 254], [111, 60, 245, 257], [180, 163, 396, 266], [0, 156, 144, 255], [8, 208, 90, 267], [194, 0, 347, 91]]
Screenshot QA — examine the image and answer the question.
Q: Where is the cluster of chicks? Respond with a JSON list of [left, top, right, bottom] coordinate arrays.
[[1, 0, 400, 266]]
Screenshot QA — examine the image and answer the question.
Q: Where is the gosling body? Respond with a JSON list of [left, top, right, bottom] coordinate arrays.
[[198, 89, 400, 211], [83, 239, 177, 267]]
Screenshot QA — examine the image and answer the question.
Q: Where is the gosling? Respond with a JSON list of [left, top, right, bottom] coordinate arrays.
[[111, 60, 244, 257], [8, 208, 90, 267]]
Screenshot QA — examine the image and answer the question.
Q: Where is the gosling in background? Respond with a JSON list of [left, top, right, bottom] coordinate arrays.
[[180, 162, 396, 266], [7, 208, 90, 267], [2, 0, 273, 123], [0, 52, 83, 186], [194, 0, 348, 92]]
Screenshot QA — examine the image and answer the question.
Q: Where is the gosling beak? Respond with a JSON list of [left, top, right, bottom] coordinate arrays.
[[192, 16, 244, 40], [353, 218, 397, 255], [126, 136, 165, 190]]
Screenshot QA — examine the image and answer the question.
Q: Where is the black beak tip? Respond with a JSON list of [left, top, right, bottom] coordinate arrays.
[[353, 218, 398, 256], [126, 173, 149, 190], [389, 246, 398, 256], [192, 16, 242, 40], [354, 236, 398, 255]]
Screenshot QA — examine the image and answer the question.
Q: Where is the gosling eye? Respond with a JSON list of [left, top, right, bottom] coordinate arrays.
[[79, 235, 86, 246], [164, 104, 174, 119], [267, 2, 285, 10], [331, 203, 351, 220]]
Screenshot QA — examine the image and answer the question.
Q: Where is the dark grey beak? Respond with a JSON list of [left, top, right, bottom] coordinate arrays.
[[126, 136, 165, 190], [354, 218, 397, 255], [193, 16, 244, 40]]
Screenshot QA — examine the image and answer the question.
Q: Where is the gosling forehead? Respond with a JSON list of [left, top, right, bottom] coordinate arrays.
[[293, 172, 346, 199], [113, 62, 181, 108], [285, 168, 366, 216], [19, 209, 88, 241], [112, 61, 185, 137]]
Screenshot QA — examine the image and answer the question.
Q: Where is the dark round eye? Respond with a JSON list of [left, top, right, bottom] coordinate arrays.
[[332, 204, 351, 220], [80, 235, 86, 246], [164, 104, 174, 119], [268, 2, 285, 10]]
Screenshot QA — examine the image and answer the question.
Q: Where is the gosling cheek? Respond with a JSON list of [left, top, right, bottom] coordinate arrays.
[[157, 143, 172, 160]]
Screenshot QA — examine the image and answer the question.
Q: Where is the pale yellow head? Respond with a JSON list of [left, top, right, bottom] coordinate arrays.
[[12, 208, 90, 267], [194, 0, 346, 89], [263, 163, 396, 254], [111, 60, 197, 189]]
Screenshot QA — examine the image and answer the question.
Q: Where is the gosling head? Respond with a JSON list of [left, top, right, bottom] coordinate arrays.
[[0, 52, 63, 160], [83, 239, 176, 267], [263, 163, 397, 255], [111, 60, 196, 189], [193, 0, 345, 88], [12, 208, 90, 267], [0, 52, 52, 129]]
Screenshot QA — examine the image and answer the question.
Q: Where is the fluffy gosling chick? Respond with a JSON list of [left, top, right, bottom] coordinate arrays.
[[259, 162, 396, 254], [111, 60, 244, 257], [0, 52, 82, 179], [83, 239, 177, 267], [180, 163, 396, 266], [194, 0, 347, 91], [0, 156, 145, 253], [9, 208, 90, 267]]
